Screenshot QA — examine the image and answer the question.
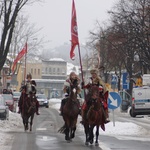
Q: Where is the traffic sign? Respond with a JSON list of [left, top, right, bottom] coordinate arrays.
[[108, 92, 122, 110], [122, 72, 129, 90]]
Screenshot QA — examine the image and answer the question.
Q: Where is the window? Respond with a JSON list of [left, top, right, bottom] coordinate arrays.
[[49, 68, 51, 74], [53, 68, 55, 74], [45, 68, 47, 74], [31, 68, 33, 74], [34, 69, 36, 75], [57, 68, 60, 74], [38, 69, 40, 75]]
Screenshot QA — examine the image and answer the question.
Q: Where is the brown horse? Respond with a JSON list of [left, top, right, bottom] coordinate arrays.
[[82, 86, 106, 146], [21, 93, 36, 131], [58, 79, 80, 141]]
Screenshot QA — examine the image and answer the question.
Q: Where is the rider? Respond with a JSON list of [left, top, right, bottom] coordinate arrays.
[[59, 72, 81, 115], [81, 68, 110, 124], [18, 73, 40, 115]]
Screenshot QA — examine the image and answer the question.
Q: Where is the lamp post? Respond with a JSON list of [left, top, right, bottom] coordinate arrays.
[[2, 64, 9, 89]]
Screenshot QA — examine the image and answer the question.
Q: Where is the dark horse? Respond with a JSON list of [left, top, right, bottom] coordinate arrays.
[[82, 86, 107, 146], [20, 92, 36, 131], [58, 79, 80, 141]]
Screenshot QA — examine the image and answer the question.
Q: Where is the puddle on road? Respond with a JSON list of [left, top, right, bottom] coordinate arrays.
[[36, 135, 60, 149]]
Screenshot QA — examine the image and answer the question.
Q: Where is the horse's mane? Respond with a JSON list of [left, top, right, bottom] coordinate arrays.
[[72, 79, 78, 87]]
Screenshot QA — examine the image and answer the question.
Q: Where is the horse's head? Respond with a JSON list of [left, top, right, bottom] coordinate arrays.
[[89, 86, 99, 98], [69, 79, 79, 101], [88, 86, 102, 110]]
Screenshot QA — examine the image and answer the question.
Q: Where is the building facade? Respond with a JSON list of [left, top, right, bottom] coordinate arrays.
[[26, 58, 67, 98]]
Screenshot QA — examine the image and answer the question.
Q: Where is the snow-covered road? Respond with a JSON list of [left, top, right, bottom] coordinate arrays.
[[0, 98, 150, 150]]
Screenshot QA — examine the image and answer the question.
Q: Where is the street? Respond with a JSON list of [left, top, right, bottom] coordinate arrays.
[[2, 101, 150, 150]]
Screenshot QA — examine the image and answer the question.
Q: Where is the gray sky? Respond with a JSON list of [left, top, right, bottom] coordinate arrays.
[[25, 0, 118, 49]]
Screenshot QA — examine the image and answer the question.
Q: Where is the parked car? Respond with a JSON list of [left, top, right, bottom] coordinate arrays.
[[0, 95, 9, 120], [36, 94, 49, 108], [13, 91, 21, 101], [119, 90, 131, 112], [2, 94, 16, 112]]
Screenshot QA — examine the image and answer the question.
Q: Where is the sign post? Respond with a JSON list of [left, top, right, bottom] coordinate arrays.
[[108, 92, 122, 126]]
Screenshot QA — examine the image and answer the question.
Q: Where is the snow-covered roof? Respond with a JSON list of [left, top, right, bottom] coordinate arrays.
[[49, 58, 65, 62]]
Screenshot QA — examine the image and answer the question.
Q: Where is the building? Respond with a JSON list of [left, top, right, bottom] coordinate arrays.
[[26, 58, 67, 98]]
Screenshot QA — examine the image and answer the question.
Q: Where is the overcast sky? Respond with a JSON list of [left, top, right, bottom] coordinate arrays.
[[25, 0, 118, 49]]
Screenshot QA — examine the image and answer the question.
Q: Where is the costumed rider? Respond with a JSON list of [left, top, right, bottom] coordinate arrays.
[[81, 68, 110, 124], [59, 71, 81, 115], [18, 73, 40, 115]]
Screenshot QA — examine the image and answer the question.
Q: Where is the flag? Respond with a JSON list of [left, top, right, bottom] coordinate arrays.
[[70, 0, 79, 60], [12, 43, 27, 74]]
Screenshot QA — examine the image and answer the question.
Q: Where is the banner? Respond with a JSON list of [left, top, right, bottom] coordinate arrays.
[[12, 43, 27, 74], [70, 0, 79, 60]]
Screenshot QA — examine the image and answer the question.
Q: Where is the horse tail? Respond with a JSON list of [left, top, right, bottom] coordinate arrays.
[[58, 124, 66, 134]]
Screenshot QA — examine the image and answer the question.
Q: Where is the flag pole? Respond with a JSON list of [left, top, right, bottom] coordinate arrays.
[[77, 44, 86, 100], [70, 0, 86, 100], [24, 52, 27, 85]]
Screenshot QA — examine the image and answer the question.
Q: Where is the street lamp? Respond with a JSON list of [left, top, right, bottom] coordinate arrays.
[[2, 64, 9, 89]]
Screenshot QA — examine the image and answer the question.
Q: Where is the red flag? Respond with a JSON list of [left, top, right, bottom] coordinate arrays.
[[12, 43, 27, 74], [70, 0, 79, 60]]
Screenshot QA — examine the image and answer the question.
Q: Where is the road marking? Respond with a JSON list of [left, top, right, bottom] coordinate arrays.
[[116, 135, 150, 141], [36, 128, 47, 131]]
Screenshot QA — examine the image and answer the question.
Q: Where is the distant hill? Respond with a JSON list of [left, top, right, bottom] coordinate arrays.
[[41, 43, 88, 65]]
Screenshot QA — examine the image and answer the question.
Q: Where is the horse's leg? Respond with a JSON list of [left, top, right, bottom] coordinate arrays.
[[84, 124, 89, 145], [30, 114, 34, 131], [95, 125, 99, 146], [71, 126, 76, 139], [89, 125, 94, 144], [65, 126, 70, 141], [70, 119, 77, 139], [22, 117, 26, 131], [25, 116, 29, 131], [23, 115, 28, 131], [64, 119, 70, 141]]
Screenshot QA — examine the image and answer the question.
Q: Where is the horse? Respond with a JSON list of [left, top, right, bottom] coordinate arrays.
[[58, 79, 80, 141], [21, 92, 36, 131], [81, 85, 106, 146]]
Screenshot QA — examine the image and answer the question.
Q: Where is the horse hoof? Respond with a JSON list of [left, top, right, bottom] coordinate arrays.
[[85, 142, 89, 146], [65, 136, 70, 141], [90, 140, 93, 144], [71, 134, 75, 139], [95, 142, 99, 146]]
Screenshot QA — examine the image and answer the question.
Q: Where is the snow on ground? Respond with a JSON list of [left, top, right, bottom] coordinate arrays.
[[49, 98, 149, 137], [0, 111, 22, 149], [0, 98, 150, 149]]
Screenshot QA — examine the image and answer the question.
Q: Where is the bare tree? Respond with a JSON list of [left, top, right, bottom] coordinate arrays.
[[0, 0, 42, 72], [8, 14, 44, 75], [87, 0, 150, 94]]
